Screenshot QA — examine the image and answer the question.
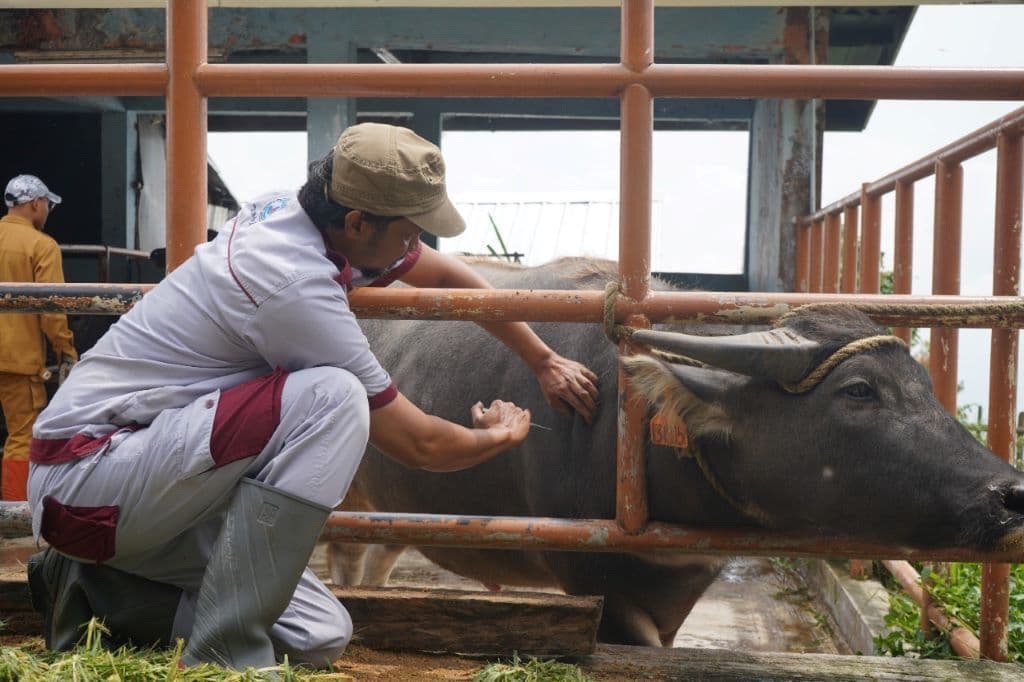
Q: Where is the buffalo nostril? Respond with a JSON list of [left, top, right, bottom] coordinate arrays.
[[1004, 484, 1024, 514]]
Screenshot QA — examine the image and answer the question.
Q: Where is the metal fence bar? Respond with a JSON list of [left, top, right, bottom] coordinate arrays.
[[823, 213, 841, 294], [809, 218, 824, 293], [796, 223, 811, 292], [0, 64, 167, 96], [883, 559, 980, 659], [6, 284, 1024, 328], [193, 63, 1024, 100], [3, 501, 1024, 564], [166, 0, 209, 271], [930, 160, 964, 415], [849, 185, 883, 579], [615, 0, 654, 534], [841, 204, 860, 293], [858, 185, 882, 294], [980, 131, 1023, 661], [892, 181, 915, 344]]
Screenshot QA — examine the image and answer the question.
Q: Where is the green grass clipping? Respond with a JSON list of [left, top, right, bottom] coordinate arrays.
[[473, 653, 593, 682], [0, 618, 349, 681]]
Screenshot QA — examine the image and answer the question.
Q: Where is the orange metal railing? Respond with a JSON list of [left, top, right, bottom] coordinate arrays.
[[1, 0, 1023, 662], [797, 106, 1024, 661]]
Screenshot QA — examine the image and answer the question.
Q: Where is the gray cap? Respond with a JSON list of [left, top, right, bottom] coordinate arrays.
[[4, 174, 62, 209]]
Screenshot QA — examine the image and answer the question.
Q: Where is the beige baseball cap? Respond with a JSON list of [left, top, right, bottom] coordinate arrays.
[[329, 123, 466, 238]]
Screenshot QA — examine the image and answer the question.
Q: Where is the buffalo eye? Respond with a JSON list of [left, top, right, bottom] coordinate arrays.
[[842, 380, 876, 401]]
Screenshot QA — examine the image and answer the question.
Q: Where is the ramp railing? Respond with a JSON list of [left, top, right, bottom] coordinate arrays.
[[797, 106, 1024, 660], [1, 0, 1023, 661]]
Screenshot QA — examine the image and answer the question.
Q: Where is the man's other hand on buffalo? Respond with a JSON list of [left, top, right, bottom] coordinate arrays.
[[531, 353, 600, 424], [395, 245, 601, 426]]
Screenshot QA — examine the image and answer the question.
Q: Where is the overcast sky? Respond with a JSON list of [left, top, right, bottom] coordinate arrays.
[[208, 4, 1024, 417]]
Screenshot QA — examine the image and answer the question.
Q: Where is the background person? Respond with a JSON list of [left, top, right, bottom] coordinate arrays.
[[26, 123, 598, 671], [0, 174, 76, 501]]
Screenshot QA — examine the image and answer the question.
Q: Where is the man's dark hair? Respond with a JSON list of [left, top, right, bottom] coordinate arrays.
[[298, 155, 393, 233]]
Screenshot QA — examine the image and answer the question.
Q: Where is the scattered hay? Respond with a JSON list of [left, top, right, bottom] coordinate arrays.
[[0, 619, 353, 681], [473, 654, 593, 682]]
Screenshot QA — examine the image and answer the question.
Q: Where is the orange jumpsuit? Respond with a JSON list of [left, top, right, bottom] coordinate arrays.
[[0, 213, 76, 500]]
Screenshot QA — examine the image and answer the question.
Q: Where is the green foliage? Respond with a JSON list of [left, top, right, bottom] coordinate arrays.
[[486, 213, 517, 263], [0, 618, 344, 681], [875, 563, 1024, 663], [474, 654, 593, 682]]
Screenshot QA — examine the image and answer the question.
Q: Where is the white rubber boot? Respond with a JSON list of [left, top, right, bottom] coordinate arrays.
[[180, 478, 331, 670]]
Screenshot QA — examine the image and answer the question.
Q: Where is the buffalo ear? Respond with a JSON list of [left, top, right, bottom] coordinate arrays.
[[621, 355, 735, 444]]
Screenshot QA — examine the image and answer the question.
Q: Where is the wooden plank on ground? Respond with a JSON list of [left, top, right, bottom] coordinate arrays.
[[0, 577, 603, 657], [582, 644, 1023, 681], [334, 586, 603, 656]]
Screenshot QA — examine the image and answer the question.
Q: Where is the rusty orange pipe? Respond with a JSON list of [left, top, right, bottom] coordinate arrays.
[[929, 160, 963, 415], [840, 205, 859, 293], [166, 0, 209, 271], [2, 500, 1024, 563], [615, 0, 654, 534], [193, 63, 1024, 100], [882, 560, 980, 659], [0, 64, 167, 96], [7, 284, 1024, 329], [980, 131, 1023, 662], [808, 218, 824, 293], [892, 180, 915, 343], [795, 223, 811, 292], [822, 213, 841, 294], [858, 186, 882, 294], [316, 513, 1024, 563]]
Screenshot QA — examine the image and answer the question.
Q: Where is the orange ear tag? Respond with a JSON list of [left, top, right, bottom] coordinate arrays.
[[650, 414, 689, 449]]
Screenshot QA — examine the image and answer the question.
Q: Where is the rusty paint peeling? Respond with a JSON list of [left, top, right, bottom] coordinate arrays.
[[715, 302, 790, 322], [585, 526, 610, 545]]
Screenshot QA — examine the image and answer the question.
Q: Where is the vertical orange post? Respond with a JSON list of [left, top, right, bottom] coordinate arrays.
[[920, 160, 964, 635], [893, 180, 915, 344], [795, 222, 811, 292], [823, 212, 841, 293], [921, 160, 963, 636], [840, 204, 859, 293], [808, 218, 823, 292], [930, 160, 963, 414], [919, 158, 962, 632], [858, 186, 881, 294], [980, 131, 1022, 662], [852, 189, 879, 580], [616, 0, 653, 534], [166, 0, 209, 271]]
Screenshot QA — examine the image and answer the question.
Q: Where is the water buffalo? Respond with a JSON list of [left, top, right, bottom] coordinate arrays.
[[328, 257, 1024, 646]]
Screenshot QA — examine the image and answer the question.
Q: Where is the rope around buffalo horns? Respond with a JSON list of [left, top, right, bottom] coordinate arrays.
[[605, 287, 909, 392]]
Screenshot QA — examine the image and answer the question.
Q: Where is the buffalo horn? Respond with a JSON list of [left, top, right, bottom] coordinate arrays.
[[630, 328, 823, 384]]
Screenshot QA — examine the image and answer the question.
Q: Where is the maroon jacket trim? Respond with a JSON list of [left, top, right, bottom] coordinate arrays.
[[367, 381, 398, 410], [227, 215, 258, 306], [30, 426, 140, 466], [209, 367, 287, 469], [41, 496, 119, 563], [370, 243, 423, 288]]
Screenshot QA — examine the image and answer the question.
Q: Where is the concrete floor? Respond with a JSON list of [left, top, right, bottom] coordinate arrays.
[[309, 546, 846, 656]]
